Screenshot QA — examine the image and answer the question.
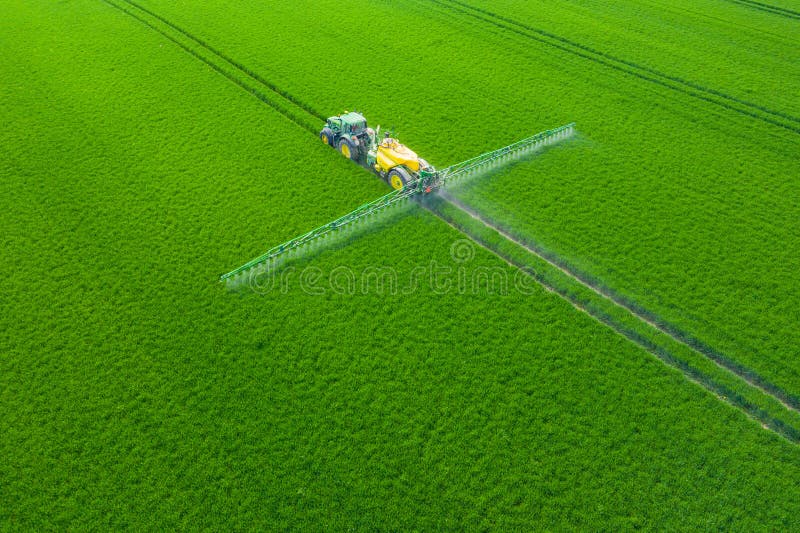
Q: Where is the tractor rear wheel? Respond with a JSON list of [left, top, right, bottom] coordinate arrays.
[[388, 167, 412, 190], [338, 138, 357, 160], [320, 128, 333, 147]]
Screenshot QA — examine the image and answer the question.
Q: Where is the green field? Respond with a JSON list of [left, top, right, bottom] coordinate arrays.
[[3, 0, 800, 529]]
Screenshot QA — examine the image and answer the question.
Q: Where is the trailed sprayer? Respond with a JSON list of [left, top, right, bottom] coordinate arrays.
[[220, 112, 575, 283], [320, 111, 435, 190]]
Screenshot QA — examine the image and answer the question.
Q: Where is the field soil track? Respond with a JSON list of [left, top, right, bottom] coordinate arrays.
[[102, 0, 324, 132], [725, 0, 800, 19], [425, 0, 800, 134], [425, 197, 800, 444], [440, 191, 800, 416], [5, 0, 800, 527], [105, 0, 800, 423]]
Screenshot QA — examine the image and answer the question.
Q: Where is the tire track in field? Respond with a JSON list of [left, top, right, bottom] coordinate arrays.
[[640, 0, 796, 46], [434, 0, 800, 123], [438, 191, 800, 414], [101, 0, 325, 133], [116, 0, 327, 122], [102, 0, 800, 437], [425, 0, 800, 135], [423, 199, 800, 444], [725, 0, 800, 19]]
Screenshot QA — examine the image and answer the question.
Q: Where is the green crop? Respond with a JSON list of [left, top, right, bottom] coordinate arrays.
[[127, 0, 800, 396], [2, 0, 800, 529]]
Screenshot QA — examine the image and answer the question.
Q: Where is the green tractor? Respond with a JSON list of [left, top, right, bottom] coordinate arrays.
[[320, 111, 436, 190], [319, 111, 373, 163]]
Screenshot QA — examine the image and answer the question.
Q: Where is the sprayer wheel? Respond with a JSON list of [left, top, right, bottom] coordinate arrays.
[[388, 167, 411, 190]]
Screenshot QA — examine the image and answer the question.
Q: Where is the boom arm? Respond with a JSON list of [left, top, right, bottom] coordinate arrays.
[[220, 122, 575, 283], [219, 185, 417, 282], [432, 122, 575, 188]]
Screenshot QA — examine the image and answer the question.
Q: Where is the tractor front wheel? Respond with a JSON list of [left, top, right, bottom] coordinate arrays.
[[338, 138, 357, 161], [388, 167, 411, 190], [320, 128, 334, 147]]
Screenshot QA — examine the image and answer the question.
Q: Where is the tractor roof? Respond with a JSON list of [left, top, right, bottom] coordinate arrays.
[[339, 111, 367, 126]]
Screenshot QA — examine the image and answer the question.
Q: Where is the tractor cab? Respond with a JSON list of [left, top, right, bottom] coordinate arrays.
[[327, 111, 367, 135], [320, 111, 372, 161]]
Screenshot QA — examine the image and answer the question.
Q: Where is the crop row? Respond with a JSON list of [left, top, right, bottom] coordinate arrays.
[[424, 190, 800, 442], [3, 0, 800, 528], [458, 0, 800, 118], [725, 0, 800, 19], [426, 0, 800, 134], [117, 0, 800, 421], [127, 0, 800, 405], [101, 0, 323, 135]]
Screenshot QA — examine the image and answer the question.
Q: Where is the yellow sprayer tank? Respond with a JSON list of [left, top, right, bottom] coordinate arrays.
[[375, 138, 421, 173]]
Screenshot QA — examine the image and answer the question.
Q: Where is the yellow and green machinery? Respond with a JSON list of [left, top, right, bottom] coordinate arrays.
[[220, 113, 575, 283], [320, 111, 434, 190]]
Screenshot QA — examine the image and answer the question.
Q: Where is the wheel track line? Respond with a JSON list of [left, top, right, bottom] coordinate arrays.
[[102, 0, 800, 435], [725, 0, 800, 19], [425, 0, 800, 135], [424, 201, 800, 444], [643, 0, 797, 42], [439, 191, 800, 414], [117, 0, 327, 121], [435, 0, 800, 123], [118, 0, 800, 132], [103, 0, 325, 127]]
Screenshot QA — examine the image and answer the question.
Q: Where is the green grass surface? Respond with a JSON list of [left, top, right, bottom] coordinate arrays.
[[128, 0, 800, 398], [2, 0, 800, 529]]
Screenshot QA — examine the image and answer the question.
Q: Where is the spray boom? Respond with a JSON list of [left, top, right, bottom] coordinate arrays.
[[220, 122, 575, 283]]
